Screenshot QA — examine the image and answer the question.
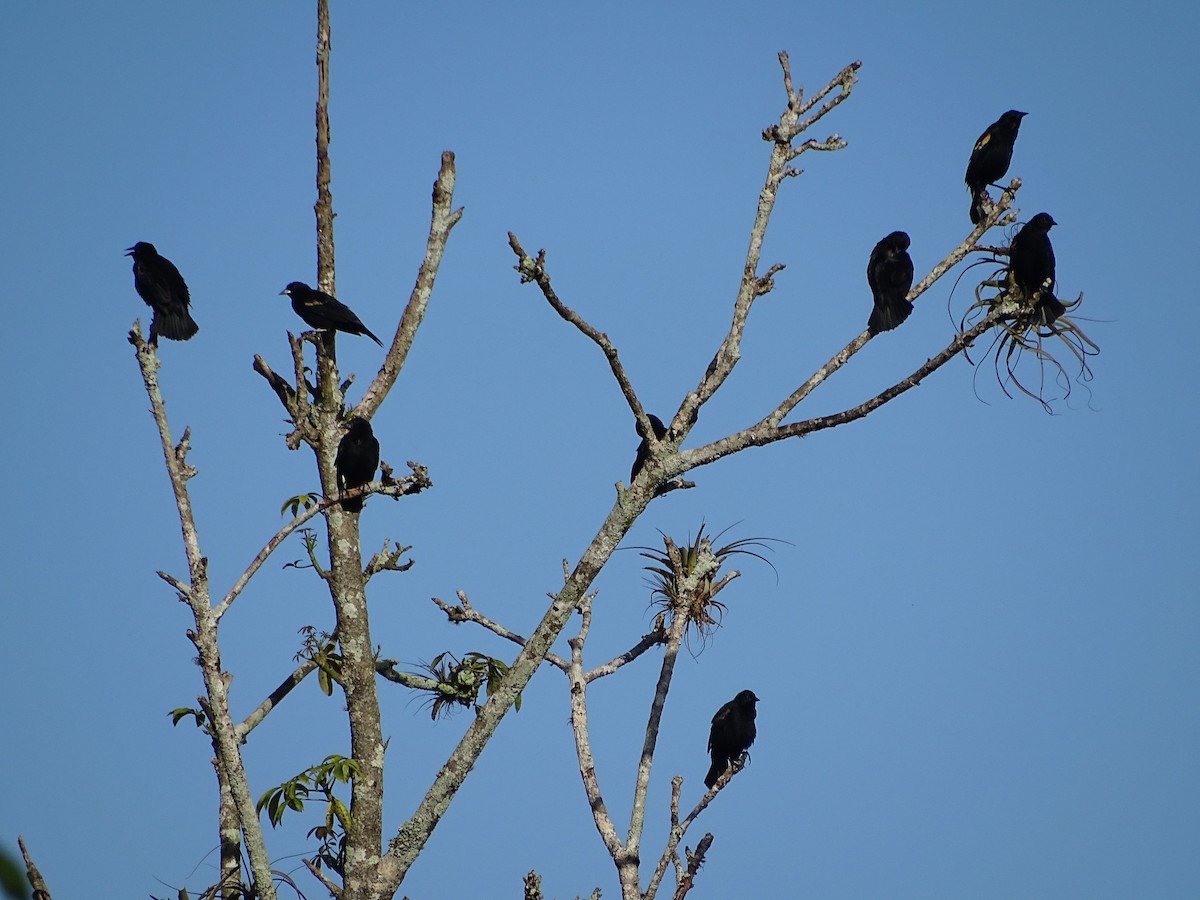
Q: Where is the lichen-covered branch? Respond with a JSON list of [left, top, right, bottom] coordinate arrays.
[[625, 605, 690, 864], [566, 599, 626, 862], [378, 486, 652, 891], [357, 151, 464, 419], [213, 472, 427, 622], [682, 55, 859, 429], [18, 837, 51, 900], [128, 326, 278, 900], [315, 0, 335, 291], [680, 309, 1001, 472], [670, 834, 714, 900]]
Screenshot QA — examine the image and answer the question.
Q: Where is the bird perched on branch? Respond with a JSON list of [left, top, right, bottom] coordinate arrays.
[[704, 689, 759, 789], [630, 413, 668, 484], [280, 282, 383, 346], [1008, 212, 1065, 326], [965, 110, 1026, 225], [126, 242, 199, 346], [866, 231, 915, 335], [334, 417, 380, 513]]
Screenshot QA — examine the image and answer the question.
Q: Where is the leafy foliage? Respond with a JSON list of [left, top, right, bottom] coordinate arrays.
[[297, 626, 342, 696], [256, 755, 361, 876], [280, 492, 322, 517], [169, 707, 208, 729]]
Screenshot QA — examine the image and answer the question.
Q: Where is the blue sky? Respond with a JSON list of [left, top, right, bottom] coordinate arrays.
[[4, 2, 1198, 898]]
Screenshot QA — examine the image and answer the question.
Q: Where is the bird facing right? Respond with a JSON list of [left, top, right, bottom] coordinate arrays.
[[705, 689, 759, 789], [965, 110, 1027, 225], [866, 231, 915, 335], [1008, 212, 1065, 325], [280, 282, 383, 346], [126, 242, 199, 346], [334, 417, 381, 513]]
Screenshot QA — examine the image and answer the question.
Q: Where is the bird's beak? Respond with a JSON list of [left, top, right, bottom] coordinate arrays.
[[124, 246, 135, 256], [279, 288, 288, 296]]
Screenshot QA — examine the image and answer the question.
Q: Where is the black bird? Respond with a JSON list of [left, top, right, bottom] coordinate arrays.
[[630, 414, 668, 484], [126, 242, 199, 346], [704, 689, 759, 789], [866, 231, 915, 335], [334, 417, 380, 513], [1008, 212, 1066, 325], [280, 282, 383, 346], [965, 110, 1027, 225]]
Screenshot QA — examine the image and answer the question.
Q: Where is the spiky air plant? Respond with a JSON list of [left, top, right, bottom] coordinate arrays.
[[958, 247, 1098, 412], [634, 524, 779, 649], [411, 651, 519, 720]]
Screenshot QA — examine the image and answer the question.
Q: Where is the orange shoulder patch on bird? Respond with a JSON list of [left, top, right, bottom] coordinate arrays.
[[975, 132, 991, 150]]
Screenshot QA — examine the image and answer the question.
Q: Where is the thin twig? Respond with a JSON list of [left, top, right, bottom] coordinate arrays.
[[506, 232, 650, 436], [583, 618, 669, 682], [431, 592, 569, 672]]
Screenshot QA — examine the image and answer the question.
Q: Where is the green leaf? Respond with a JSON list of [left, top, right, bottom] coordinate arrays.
[[280, 492, 321, 517], [169, 707, 206, 727]]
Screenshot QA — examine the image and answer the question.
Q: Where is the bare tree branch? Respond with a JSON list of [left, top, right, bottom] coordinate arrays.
[[625, 608, 689, 863], [357, 151, 464, 419], [315, 0, 334, 292], [507, 232, 650, 435], [670, 834, 714, 900], [680, 310, 1001, 472], [681, 56, 860, 430], [364, 538, 414, 580], [127, 325, 278, 900], [18, 836, 51, 900], [375, 58, 866, 896], [566, 598, 626, 862], [237, 657, 321, 739], [582, 617, 668, 682], [431, 591, 569, 672], [375, 659, 446, 691]]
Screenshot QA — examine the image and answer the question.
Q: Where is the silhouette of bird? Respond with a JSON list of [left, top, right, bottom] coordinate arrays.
[[631, 414, 668, 484], [866, 231, 915, 335], [280, 282, 383, 346], [126, 242, 199, 346], [334, 418, 380, 513], [1008, 212, 1065, 325], [965, 110, 1026, 225], [704, 689, 759, 789]]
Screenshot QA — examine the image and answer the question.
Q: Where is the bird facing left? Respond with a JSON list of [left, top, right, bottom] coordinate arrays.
[[126, 242, 199, 346], [280, 281, 383, 346]]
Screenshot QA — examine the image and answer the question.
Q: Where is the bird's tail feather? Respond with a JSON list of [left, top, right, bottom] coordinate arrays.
[[969, 190, 986, 225], [155, 309, 199, 341], [1038, 292, 1067, 327], [868, 300, 913, 335], [704, 759, 726, 790]]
